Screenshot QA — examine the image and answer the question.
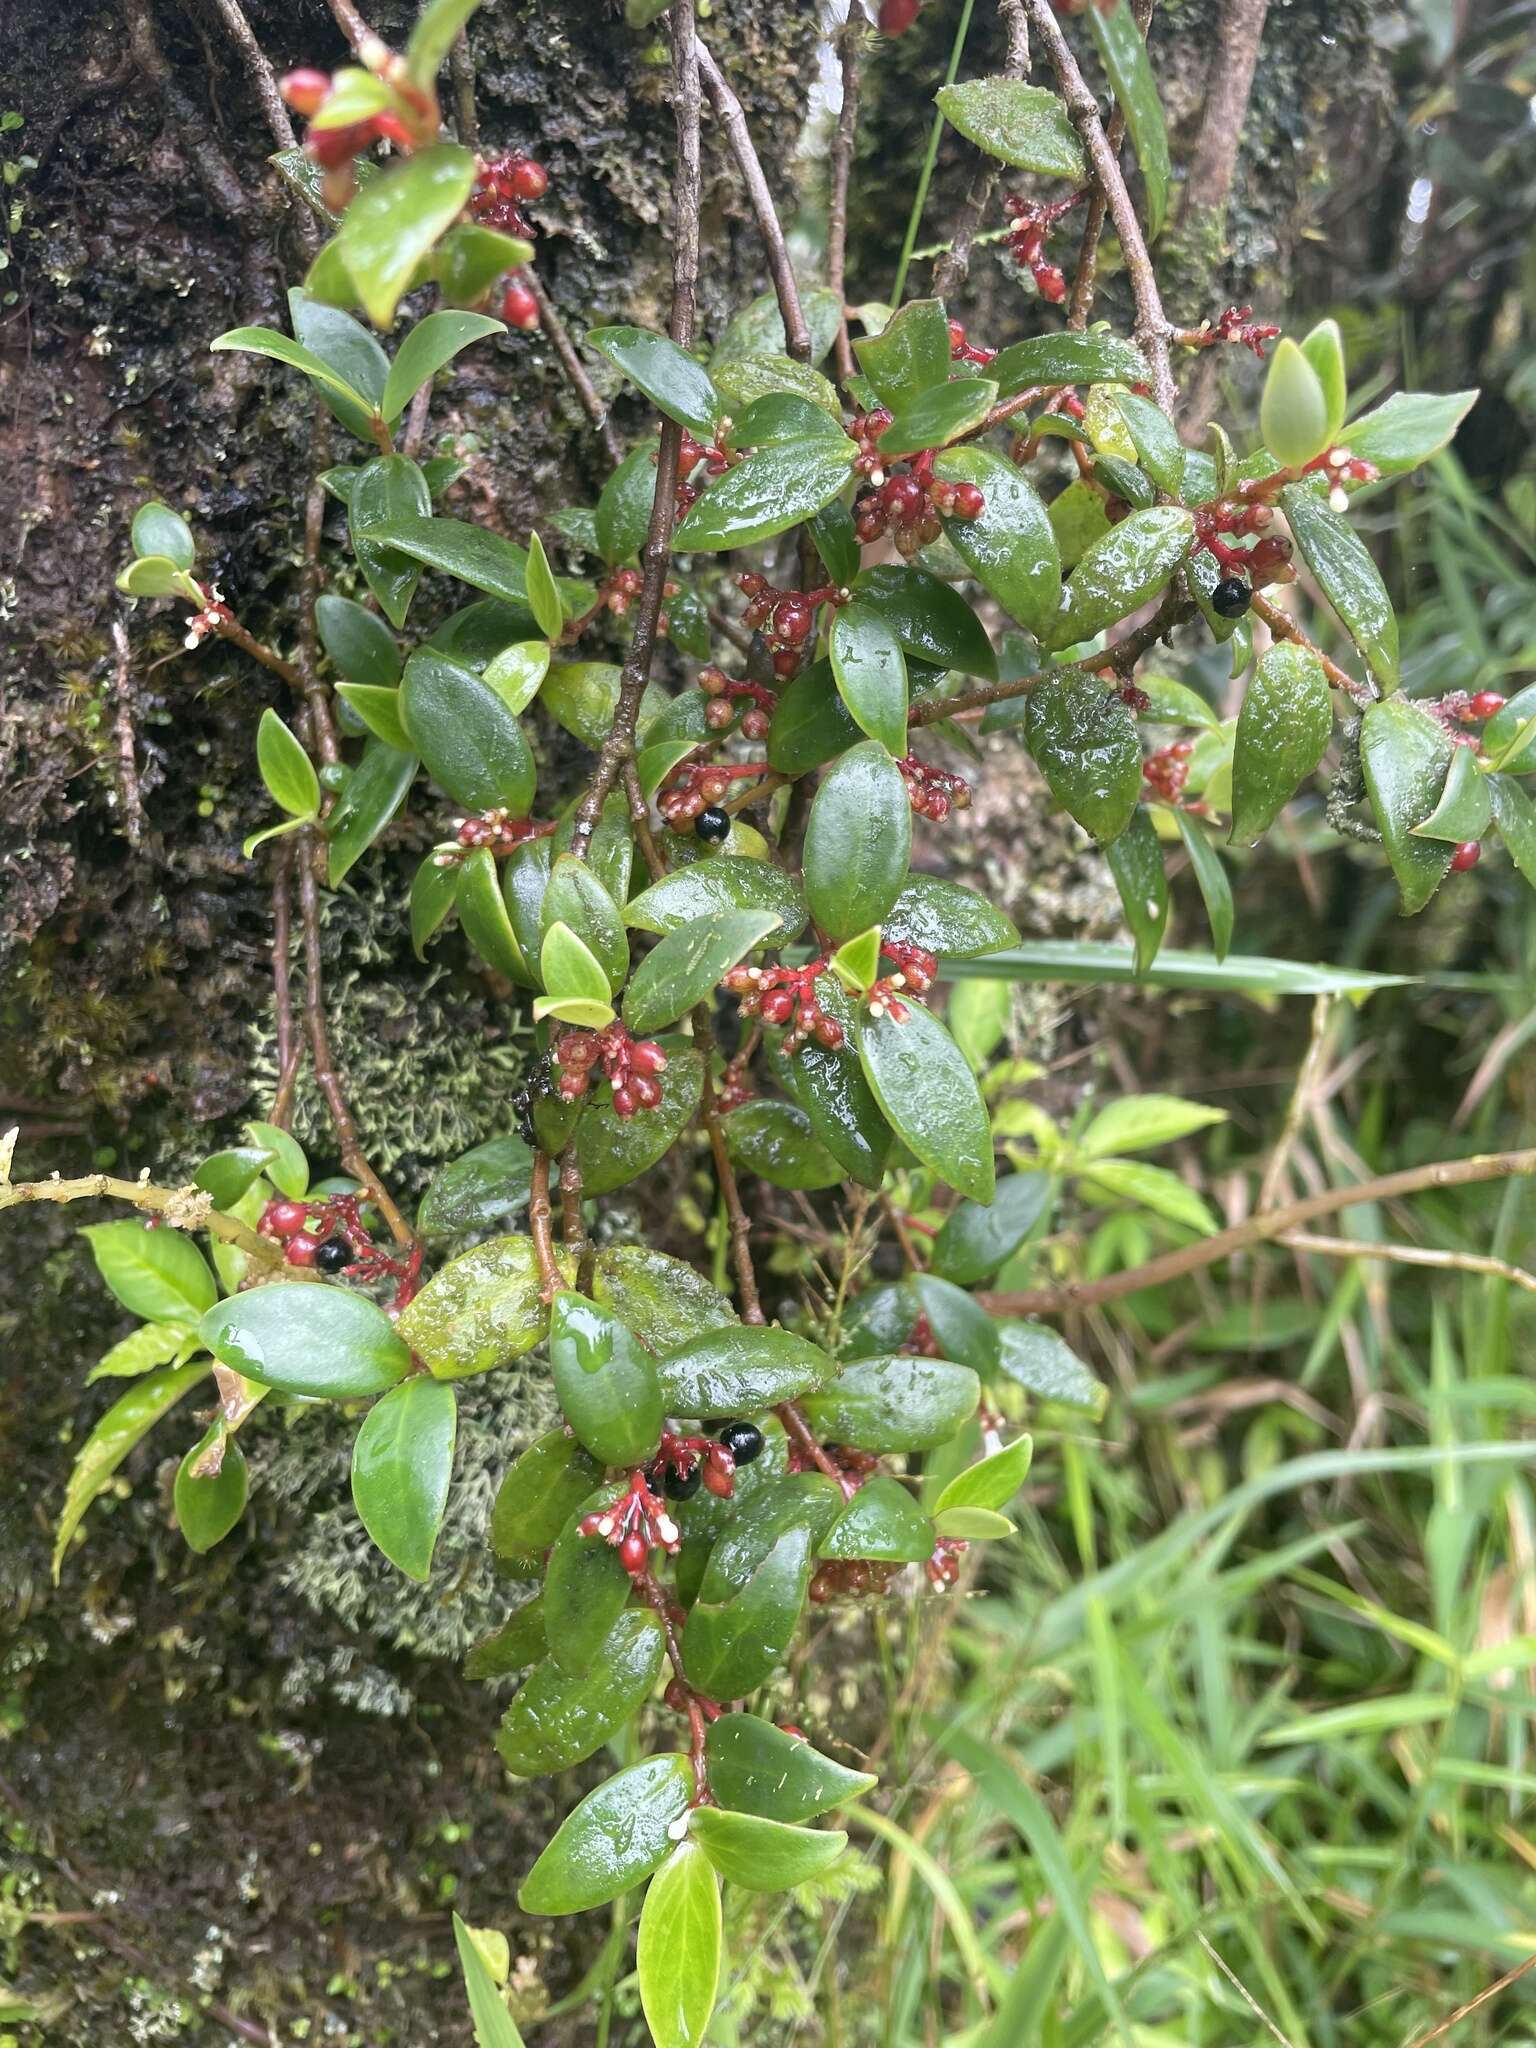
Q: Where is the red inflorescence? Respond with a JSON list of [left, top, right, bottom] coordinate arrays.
[[1142, 741, 1194, 802], [878, 0, 922, 32], [670, 430, 735, 518], [880, 940, 937, 994], [699, 665, 777, 741], [854, 448, 986, 559], [579, 1469, 681, 1578], [926, 1537, 968, 1591], [470, 152, 549, 239], [657, 757, 767, 832], [1188, 305, 1283, 359], [260, 1192, 423, 1307], [553, 1024, 668, 1119], [500, 275, 540, 331], [900, 1311, 943, 1359], [948, 320, 997, 369], [737, 575, 846, 678], [863, 977, 911, 1025], [652, 1431, 737, 1501], [433, 811, 555, 867], [722, 959, 844, 1056], [897, 754, 971, 823], [1004, 191, 1087, 303]]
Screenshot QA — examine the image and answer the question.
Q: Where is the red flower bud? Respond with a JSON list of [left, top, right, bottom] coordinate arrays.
[[280, 68, 332, 117]]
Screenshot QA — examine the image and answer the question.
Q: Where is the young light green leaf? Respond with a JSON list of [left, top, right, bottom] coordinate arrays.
[[1300, 318, 1348, 444], [936, 1435, 1033, 1516], [1230, 643, 1333, 844], [336, 684, 411, 751], [381, 307, 504, 422], [256, 708, 320, 820], [175, 1425, 249, 1553], [1081, 1157, 1219, 1234], [1173, 809, 1235, 961], [83, 1219, 218, 1328], [859, 1001, 994, 1203], [89, 1322, 194, 1384], [638, 1842, 722, 2048], [1077, 1092, 1226, 1160], [54, 1360, 209, 1580], [622, 909, 781, 1035], [525, 529, 564, 640], [933, 1505, 1015, 1540], [1342, 389, 1478, 477], [210, 324, 379, 417], [935, 79, 1086, 180], [337, 144, 478, 328], [1261, 338, 1332, 469], [1489, 776, 1536, 889], [131, 501, 195, 569], [452, 1912, 527, 2048], [804, 742, 912, 943], [351, 1374, 457, 1581]]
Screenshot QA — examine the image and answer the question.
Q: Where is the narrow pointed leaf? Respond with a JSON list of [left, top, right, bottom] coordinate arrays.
[[382, 308, 503, 421], [54, 1360, 209, 1579], [1281, 480, 1399, 687]]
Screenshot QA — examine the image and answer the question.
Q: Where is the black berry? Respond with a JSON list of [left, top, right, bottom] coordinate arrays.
[[315, 1237, 351, 1275], [718, 1419, 764, 1464], [1211, 577, 1252, 618], [695, 805, 731, 844], [663, 1463, 703, 1501]]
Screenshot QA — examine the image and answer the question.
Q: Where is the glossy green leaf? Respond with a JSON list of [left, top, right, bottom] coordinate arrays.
[[706, 1716, 876, 1822], [1042, 506, 1193, 652], [398, 1234, 568, 1378], [131, 501, 195, 569], [883, 874, 1019, 958], [543, 1491, 635, 1675], [804, 742, 912, 943], [337, 144, 477, 328], [592, 1246, 737, 1353], [1230, 642, 1333, 844], [576, 1046, 704, 1195], [1281, 480, 1399, 686], [853, 298, 952, 406], [382, 308, 503, 422], [933, 1504, 1015, 1539], [453, 1913, 527, 2048], [936, 1434, 1033, 1515], [90, 1322, 194, 1384], [623, 909, 781, 1035], [540, 854, 628, 992], [1078, 1092, 1225, 1161], [1412, 745, 1493, 843], [1173, 809, 1234, 960], [406, 0, 482, 86], [465, 1595, 547, 1678], [457, 847, 532, 982], [996, 1322, 1106, 1412], [859, 1001, 993, 1202], [1489, 776, 1536, 888], [117, 554, 202, 601], [724, 392, 848, 450], [638, 1842, 721, 2048], [1114, 390, 1185, 494], [913, 1271, 1000, 1375], [210, 323, 378, 419], [325, 737, 416, 887], [525, 529, 564, 640], [549, 1292, 664, 1467], [351, 454, 432, 626], [683, 1524, 815, 1697], [83, 1219, 218, 1329], [1343, 389, 1478, 477], [371, 514, 532, 607], [496, 1609, 665, 1776], [790, 1025, 893, 1190], [411, 853, 460, 957], [594, 442, 659, 566], [336, 683, 410, 750], [712, 284, 845, 371], [437, 221, 534, 305], [931, 1171, 1051, 1286], [588, 324, 723, 439], [401, 648, 535, 813], [520, 1755, 694, 1915], [482, 640, 552, 716], [690, 1805, 847, 1892], [1087, 0, 1170, 236], [810, 496, 862, 586], [244, 1119, 308, 1199], [1105, 804, 1169, 974], [829, 927, 883, 996], [853, 563, 997, 678], [802, 1354, 980, 1452], [991, 330, 1148, 397], [724, 1099, 844, 1191], [1026, 673, 1141, 846], [767, 658, 860, 774], [419, 1136, 533, 1240], [490, 1429, 604, 1569], [625, 858, 807, 943], [657, 1324, 835, 1417], [351, 1374, 456, 1580], [174, 1425, 248, 1553], [935, 79, 1086, 180], [317, 593, 401, 688], [878, 378, 997, 459], [53, 1359, 209, 1579], [819, 1475, 933, 1562], [714, 350, 841, 421], [202, 1283, 409, 1398], [1261, 339, 1332, 469], [830, 604, 908, 755], [1361, 695, 1456, 913], [673, 439, 854, 551], [256, 708, 320, 820], [932, 448, 1059, 634]]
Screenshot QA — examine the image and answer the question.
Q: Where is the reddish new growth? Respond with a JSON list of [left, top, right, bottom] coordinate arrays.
[[1177, 306, 1282, 359], [579, 1469, 681, 1577], [854, 449, 985, 559], [881, 940, 937, 994], [181, 594, 234, 650], [717, 1053, 755, 1112], [699, 665, 776, 741], [898, 754, 971, 823], [737, 575, 846, 679], [657, 757, 768, 831], [1191, 492, 1295, 581], [949, 320, 997, 369], [1142, 740, 1195, 802], [926, 1537, 968, 1591], [900, 1311, 943, 1358], [671, 430, 736, 517], [280, 66, 438, 211], [432, 811, 554, 866], [722, 960, 844, 1055], [553, 1024, 668, 1119], [1004, 191, 1087, 303], [652, 1431, 737, 1500], [260, 1193, 422, 1306], [470, 154, 551, 332]]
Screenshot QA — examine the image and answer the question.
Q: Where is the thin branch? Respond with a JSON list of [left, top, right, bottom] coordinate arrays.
[[0, 1152, 279, 1267], [567, 0, 700, 859], [698, 40, 810, 364], [827, 29, 862, 385], [635, 1572, 714, 1801], [931, 0, 1029, 301], [1064, 0, 1150, 330], [450, 26, 479, 146], [1251, 591, 1375, 709], [269, 840, 301, 1128], [529, 1150, 560, 1301], [204, 0, 293, 149], [297, 412, 341, 765], [212, 615, 302, 688], [692, 1003, 764, 1323], [622, 761, 670, 884], [527, 271, 623, 468], [110, 618, 147, 851], [981, 1147, 1536, 1317], [1023, 0, 1175, 413], [1402, 1953, 1536, 2048], [909, 587, 1188, 725], [777, 1398, 858, 1499], [1279, 1232, 1536, 1298]]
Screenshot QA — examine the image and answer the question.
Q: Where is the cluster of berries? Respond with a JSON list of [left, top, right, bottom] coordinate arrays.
[[897, 754, 972, 823], [926, 1537, 968, 1591], [863, 978, 911, 1025], [721, 960, 845, 1054], [847, 407, 896, 477], [853, 459, 985, 558], [1184, 305, 1282, 359], [948, 320, 997, 369], [880, 940, 938, 994], [1190, 495, 1295, 593], [431, 811, 553, 867], [656, 759, 764, 837], [650, 1421, 765, 1502], [469, 153, 551, 332], [281, 64, 436, 209], [672, 429, 735, 516], [736, 576, 845, 679], [552, 1024, 668, 1118], [699, 665, 775, 741], [1004, 191, 1085, 303], [810, 1557, 903, 1604], [1142, 740, 1195, 802], [259, 1193, 423, 1303]]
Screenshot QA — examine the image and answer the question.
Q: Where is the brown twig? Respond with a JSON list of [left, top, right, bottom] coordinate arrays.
[[296, 413, 341, 765], [212, 615, 303, 688], [529, 1150, 560, 1302], [204, 0, 294, 150], [981, 1147, 1536, 1317], [1023, 0, 1175, 414], [450, 26, 479, 146], [527, 271, 623, 468], [692, 1004, 764, 1323], [777, 1399, 858, 1499], [909, 587, 1188, 725], [1402, 1953, 1536, 2048], [1064, 0, 1152, 330], [622, 761, 670, 884], [559, 1141, 595, 1292], [1279, 1232, 1536, 1298], [0, 1152, 279, 1267], [567, 0, 700, 858], [932, 0, 1029, 300], [1250, 591, 1374, 709], [295, 849, 414, 1248], [110, 617, 147, 851], [126, 0, 259, 228], [827, 28, 863, 385], [635, 1572, 714, 1801], [269, 840, 301, 1128], [698, 40, 810, 364]]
